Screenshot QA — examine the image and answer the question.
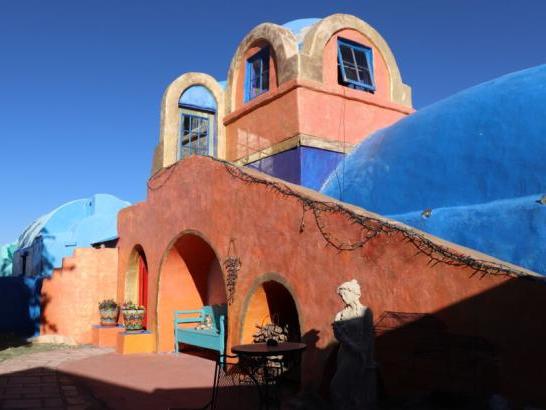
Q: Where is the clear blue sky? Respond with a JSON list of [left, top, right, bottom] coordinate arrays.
[[1, 0, 545, 244]]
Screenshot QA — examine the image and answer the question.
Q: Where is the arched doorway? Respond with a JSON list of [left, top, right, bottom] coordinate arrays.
[[241, 279, 301, 344], [157, 233, 226, 352], [125, 246, 149, 328]]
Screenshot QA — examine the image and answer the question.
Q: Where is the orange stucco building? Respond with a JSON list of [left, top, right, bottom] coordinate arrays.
[[31, 13, 546, 407]]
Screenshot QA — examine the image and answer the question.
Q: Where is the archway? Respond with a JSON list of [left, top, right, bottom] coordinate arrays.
[[240, 279, 301, 345], [157, 233, 226, 353], [125, 245, 149, 327]]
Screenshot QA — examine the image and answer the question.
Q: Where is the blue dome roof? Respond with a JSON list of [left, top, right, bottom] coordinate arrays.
[[14, 194, 130, 276], [321, 65, 546, 274], [282, 18, 320, 48]]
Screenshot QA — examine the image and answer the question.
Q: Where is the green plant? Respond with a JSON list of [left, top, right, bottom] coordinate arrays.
[[121, 301, 144, 311], [98, 299, 118, 310]]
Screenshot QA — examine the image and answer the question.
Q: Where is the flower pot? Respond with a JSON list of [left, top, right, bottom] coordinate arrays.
[[99, 306, 119, 327], [122, 308, 146, 331]]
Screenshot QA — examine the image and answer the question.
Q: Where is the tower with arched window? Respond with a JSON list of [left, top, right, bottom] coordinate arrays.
[[152, 14, 413, 190]]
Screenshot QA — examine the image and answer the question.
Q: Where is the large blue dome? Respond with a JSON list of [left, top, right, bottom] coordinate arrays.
[[321, 65, 546, 275]]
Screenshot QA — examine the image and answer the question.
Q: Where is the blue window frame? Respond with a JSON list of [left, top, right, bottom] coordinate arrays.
[[245, 47, 270, 102], [179, 113, 210, 159], [337, 38, 375, 92]]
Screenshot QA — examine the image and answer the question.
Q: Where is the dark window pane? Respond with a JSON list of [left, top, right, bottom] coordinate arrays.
[[251, 77, 261, 97], [339, 45, 354, 64], [344, 66, 359, 82], [190, 116, 199, 133], [261, 68, 269, 92], [354, 49, 368, 70], [358, 68, 372, 86], [246, 48, 270, 100], [251, 59, 261, 82]]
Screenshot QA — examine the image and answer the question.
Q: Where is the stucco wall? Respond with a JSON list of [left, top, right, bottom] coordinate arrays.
[[156, 13, 412, 172], [117, 156, 546, 404], [40, 248, 118, 344]]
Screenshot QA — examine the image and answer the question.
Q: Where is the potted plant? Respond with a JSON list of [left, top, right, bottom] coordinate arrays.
[[98, 299, 119, 327], [121, 301, 146, 331]]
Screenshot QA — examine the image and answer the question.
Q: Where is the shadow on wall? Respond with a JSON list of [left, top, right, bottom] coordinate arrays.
[[300, 277, 546, 409], [0, 240, 57, 339], [2, 272, 544, 410]]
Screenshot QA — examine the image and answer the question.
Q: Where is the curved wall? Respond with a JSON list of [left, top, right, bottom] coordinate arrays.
[[321, 64, 546, 275]]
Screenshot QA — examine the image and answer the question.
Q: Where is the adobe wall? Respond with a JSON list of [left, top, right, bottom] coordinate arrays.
[[41, 248, 118, 344], [117, 156, 546, 405]]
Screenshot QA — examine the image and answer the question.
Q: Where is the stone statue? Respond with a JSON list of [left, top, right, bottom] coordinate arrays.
[[331, 279, 376, 410]]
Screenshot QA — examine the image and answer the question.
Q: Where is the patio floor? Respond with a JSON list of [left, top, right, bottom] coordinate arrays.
[[59, 351, 216, 410], [0, 346, 217, 409]]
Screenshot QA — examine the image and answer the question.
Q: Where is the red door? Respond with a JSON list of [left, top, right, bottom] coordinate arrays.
[[138, 254, 148, 328]]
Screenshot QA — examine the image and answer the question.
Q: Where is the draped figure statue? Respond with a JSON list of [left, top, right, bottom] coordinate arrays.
[[331, 279, 376, 410]]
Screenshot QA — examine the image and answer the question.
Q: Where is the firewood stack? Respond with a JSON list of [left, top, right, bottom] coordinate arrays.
[[252, 323, 289, 343]]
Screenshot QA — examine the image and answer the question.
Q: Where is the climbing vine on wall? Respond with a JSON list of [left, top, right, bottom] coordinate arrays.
[[145, 157, 535, 280], [222, 162, 533, 280]]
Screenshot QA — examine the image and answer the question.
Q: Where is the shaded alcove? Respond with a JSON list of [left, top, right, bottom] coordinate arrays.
[[125, 245, 149, 327], [240, 279, 301, 344], [157, 233, 226, 353]]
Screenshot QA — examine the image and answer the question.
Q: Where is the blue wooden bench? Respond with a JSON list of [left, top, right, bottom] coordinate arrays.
[[174, 304, 227, 356]]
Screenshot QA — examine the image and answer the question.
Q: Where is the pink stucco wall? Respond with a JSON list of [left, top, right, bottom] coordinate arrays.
[[116, 156, 546, 405], [224, 31, 412, 162]]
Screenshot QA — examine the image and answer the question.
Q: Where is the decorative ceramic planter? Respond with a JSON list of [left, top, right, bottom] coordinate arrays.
[[99, 306, 119, 327], [122, 308, 146, 331]]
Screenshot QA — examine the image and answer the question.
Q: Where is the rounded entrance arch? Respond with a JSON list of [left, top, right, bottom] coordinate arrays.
[[125, 245, 149, 327], [240, 279, 301, 344], [157, 233, 226, 352]]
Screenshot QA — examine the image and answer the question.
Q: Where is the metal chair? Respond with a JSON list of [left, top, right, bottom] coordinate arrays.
[[171, 354, 260, 410], [210, 354, 261, 410]]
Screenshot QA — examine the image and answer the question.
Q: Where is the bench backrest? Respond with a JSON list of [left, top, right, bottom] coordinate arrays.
[[175, 304, 227, 332], [205, 304, 227, 332]]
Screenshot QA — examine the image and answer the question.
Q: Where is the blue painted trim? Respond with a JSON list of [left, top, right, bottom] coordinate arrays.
[[337, 38, 375, 92], [178, 103, 216, 114], [244, 47, 270, 102]]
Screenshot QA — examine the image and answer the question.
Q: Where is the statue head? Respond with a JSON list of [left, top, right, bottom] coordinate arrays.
[[336, 279, 361, 306]]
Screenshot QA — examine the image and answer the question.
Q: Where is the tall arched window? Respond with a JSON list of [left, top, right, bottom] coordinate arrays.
[[178, 86, 217, 159]]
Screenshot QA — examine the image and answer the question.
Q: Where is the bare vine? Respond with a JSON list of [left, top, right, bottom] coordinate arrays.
[[145, 157, 537, 280], [222, 162, 535, 280]]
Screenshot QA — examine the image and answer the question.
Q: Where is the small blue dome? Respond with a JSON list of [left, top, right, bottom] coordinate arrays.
[[14, 194, 130, 277], [282, 18, 320, 48], [321, 65, 546, 275]]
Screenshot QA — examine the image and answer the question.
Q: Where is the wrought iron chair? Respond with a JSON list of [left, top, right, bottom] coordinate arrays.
[[171, 354, 260, 410]]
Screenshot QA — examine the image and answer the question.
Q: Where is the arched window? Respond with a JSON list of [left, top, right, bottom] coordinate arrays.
[[245, 47, 270, 102], [178, 86, 217, 159]]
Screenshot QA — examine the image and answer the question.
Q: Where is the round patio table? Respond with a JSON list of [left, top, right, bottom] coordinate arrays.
[[232, 342, 306, 356], [232, 342, 306, 410]]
